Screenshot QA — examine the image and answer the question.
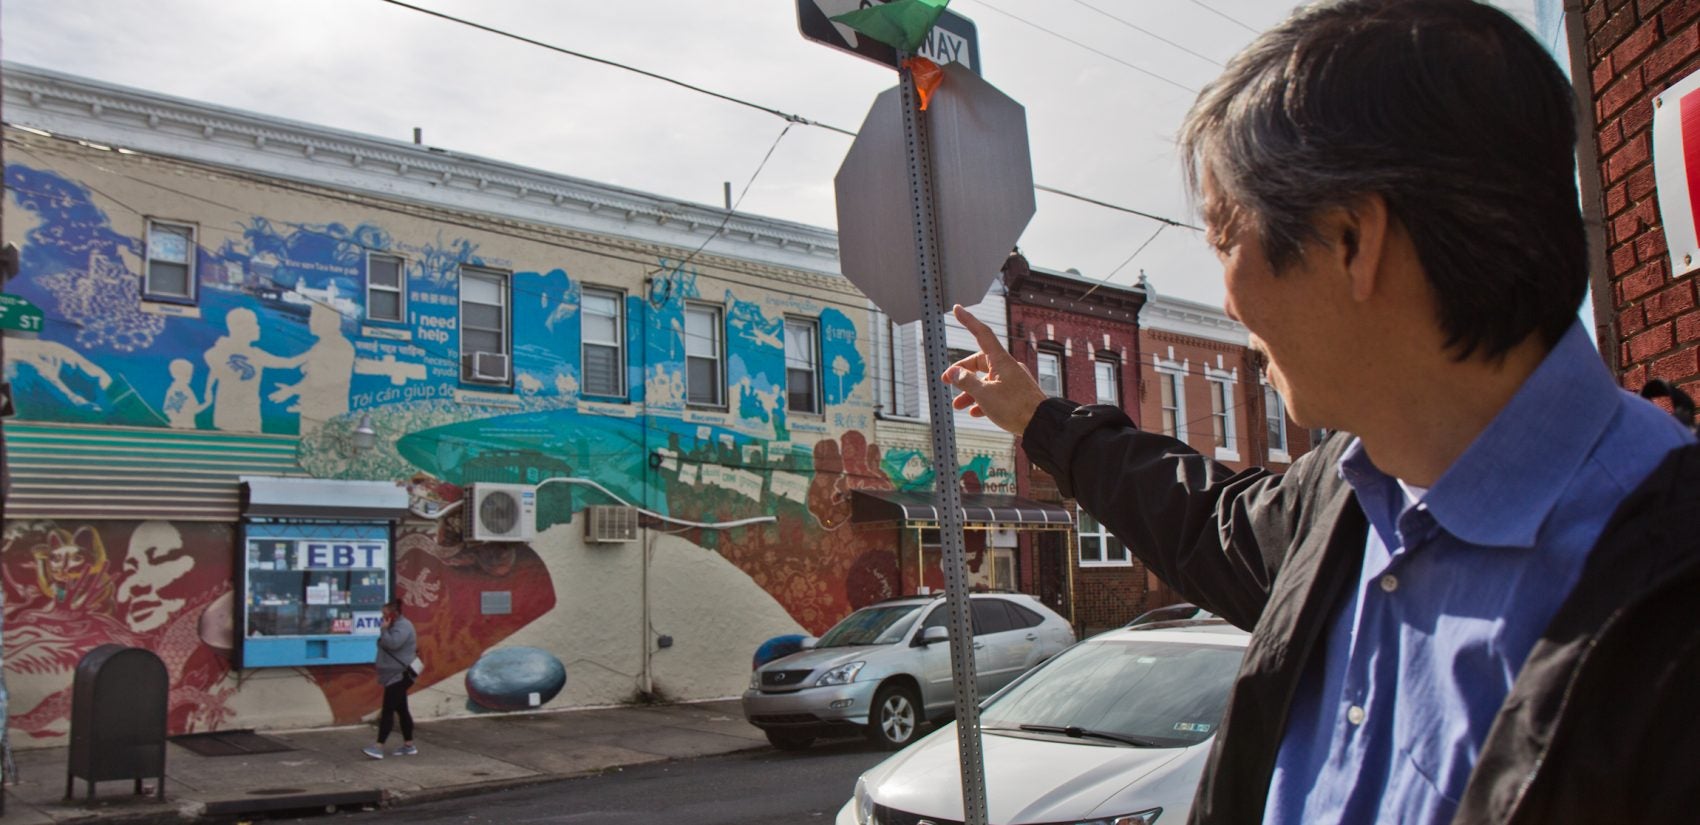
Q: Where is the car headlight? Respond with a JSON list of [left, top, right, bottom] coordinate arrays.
[[814, 661, 866, 686], [1074, 808, 1162, 825], [750, 668, 762, 690], [852, 777, 876, 825]]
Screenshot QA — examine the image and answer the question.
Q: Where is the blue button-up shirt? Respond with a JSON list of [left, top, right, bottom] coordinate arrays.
[[1263, 322, 1695, 825]]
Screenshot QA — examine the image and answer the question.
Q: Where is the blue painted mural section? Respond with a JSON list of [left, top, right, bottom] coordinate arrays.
[[0, 162, 884, 518]]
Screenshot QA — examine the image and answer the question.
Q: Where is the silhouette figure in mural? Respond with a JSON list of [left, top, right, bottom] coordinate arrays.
[[202, 308, 299, 433], [162, 359, 211, 429], [269, 303, 355, 436], [2, 337, 112, 408]]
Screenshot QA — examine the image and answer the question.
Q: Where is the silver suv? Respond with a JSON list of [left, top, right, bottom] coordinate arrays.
[[742, 593, 1075, 751]]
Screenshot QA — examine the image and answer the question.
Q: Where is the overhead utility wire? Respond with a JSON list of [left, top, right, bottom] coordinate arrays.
[[375, 0, 1198, 233], [1066, 0, 1224, 67], [375, 0, 856, 137], [650, 122, 794, 281], [1188, 0, 1260, 34], [965, 0, 1200, 94], [1035, 184, 1201, 231]]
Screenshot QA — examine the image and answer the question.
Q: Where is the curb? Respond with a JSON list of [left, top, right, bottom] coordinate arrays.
[[380, 740, 771, 811]]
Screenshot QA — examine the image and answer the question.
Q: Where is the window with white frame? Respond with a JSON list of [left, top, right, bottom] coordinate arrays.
[[1205, 366, 1239, 461], [1154, 359, 1187, 440], [685, 303, 723, 407], [882, 318, 921, 417], [459, 267, 510, 384], [785, 317, 820, 413], [144, 220, 197, 301], [1036, 349, 1063, 397], [1078, 510, 1129, 565], [1094, 357, 1119, 405], [1265, 382, 1290, 461], [366, 253, 405, 323], [581, 287, 625, 398], [1210, 382, 1230, 448]]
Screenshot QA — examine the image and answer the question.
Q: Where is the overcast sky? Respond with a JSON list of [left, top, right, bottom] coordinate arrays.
[[3, 0, 1537, 311]]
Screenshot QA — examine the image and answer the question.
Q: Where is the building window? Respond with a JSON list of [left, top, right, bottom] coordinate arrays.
[[1265, 382, 1290, 462], [1078, 510, 1129, 566], [1157, 368, 1186, 439], [1036, 350, 1062, 397], [685, 303, 723, 407], [581, 287, 625, 398], [1210, 381, 1230, 448], [882, 318, 920, 418], [1205, 366, 1240, 462], [1094, 358, 1119, 405], [459, 267, 510, 384], [144, 220, 197, 302], [366, 253, 405, 323], [786, 317, 820, 413]]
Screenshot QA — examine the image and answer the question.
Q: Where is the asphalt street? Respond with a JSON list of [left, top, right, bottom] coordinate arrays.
[[286, 735, 898, 825]]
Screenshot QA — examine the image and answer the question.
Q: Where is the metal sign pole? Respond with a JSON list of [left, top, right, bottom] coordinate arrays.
[[897, 53, 988, 825]]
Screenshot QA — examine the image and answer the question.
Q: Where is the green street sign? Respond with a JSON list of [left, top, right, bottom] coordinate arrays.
[[0, 293, 45, 332]]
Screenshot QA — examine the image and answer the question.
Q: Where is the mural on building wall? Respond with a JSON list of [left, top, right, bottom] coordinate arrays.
[[304, 502, 558, 724], [0, 520, 238, 739], [1, 158, 1010, 736]]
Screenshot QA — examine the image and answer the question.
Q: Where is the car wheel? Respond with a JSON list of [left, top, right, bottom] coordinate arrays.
[[765, 729, 815, 751], [867, 682, 922, 750]]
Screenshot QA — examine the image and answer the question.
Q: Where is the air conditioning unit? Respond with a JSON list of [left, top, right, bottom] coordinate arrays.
[[464, 351, 510, 383], [469, 483, 536, 542], [585, 505, 639, 544]]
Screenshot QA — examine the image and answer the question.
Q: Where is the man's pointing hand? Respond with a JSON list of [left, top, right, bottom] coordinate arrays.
[[941, 304, 1050, 436]]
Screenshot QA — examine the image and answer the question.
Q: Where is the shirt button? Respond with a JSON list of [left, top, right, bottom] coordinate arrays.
[[1347, 705, 1366, 725], [1379, 574, 1399, 593]]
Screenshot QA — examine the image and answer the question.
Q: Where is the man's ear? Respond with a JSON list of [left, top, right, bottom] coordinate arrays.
[[1323, 195, 1390, 303]]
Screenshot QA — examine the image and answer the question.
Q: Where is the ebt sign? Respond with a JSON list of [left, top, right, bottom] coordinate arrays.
[[295, 541, 388, 570]]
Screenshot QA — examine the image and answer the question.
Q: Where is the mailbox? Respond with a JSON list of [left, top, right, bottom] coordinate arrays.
[[66, 645, 168, 801]]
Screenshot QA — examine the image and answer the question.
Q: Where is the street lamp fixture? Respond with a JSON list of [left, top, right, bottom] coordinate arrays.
[[350, 412, 376, 453]]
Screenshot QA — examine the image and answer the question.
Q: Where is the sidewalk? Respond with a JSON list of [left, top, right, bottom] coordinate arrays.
[[2, 699, 766, 823]]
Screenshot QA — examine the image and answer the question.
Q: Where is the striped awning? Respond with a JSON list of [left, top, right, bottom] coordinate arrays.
[[851, 490, 1073, 529], [3, 422, 307, 522]]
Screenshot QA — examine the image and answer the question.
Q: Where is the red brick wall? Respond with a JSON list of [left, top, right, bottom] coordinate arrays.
[[1007, 292, 1153, 634], [1585, 0, 1700, 398], [1136, 329, 1312, 473]]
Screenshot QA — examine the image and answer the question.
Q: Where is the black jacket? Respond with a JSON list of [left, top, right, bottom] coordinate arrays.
[[1022, 398, 1700, 825]]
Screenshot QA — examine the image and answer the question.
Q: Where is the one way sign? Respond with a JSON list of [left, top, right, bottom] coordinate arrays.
[[797, 0, 981, 75]]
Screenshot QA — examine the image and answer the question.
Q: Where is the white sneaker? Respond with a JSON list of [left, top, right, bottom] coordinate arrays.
[[362, 745, 384, 760]]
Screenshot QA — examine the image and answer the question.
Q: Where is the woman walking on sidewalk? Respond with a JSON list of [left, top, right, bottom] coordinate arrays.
[[364, 599, 418, 759]]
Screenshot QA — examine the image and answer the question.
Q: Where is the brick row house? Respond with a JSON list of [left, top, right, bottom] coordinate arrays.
[[1002, 257, 1313, 635]]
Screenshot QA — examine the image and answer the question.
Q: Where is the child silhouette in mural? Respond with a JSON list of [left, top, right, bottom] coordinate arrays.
[[162, 359, 211, 429], [269, 303, 355, 437], [202, 307, 300, 433]]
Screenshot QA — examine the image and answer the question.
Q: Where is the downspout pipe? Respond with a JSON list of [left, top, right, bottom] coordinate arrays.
[[1565, 0, 1620, 375]]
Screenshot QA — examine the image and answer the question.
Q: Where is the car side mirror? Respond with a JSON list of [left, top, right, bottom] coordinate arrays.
[[918, 626, 949, 646], [799, 636, 818, 650]]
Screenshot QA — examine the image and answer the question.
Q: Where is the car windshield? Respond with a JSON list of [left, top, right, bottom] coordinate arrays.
[[814, 604, 923, 647], [981, 637, 1244, 748]]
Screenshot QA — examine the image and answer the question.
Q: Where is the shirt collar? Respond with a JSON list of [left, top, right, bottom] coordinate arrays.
[[1336, 321, 1619, 549]]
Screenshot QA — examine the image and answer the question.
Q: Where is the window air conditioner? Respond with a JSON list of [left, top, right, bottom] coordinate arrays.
[[464, 351, 510, 383], [585, 505, 639, 544], [469, 482, 536, 542]]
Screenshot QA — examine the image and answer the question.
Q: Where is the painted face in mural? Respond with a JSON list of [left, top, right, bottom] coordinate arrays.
[[30, 526, 106, 601], [116, 521, 194, 634]]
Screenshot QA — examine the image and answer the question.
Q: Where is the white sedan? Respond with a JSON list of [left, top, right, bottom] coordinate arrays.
[[838, 621, 1248, 825]]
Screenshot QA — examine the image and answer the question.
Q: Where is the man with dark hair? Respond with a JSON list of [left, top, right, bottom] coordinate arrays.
[[365, 598, 418, 759], [942, 1, 1699, 822]]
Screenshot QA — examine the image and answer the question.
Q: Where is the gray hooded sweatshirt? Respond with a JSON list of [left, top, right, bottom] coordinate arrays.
[[375, 615, 417, 687]]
